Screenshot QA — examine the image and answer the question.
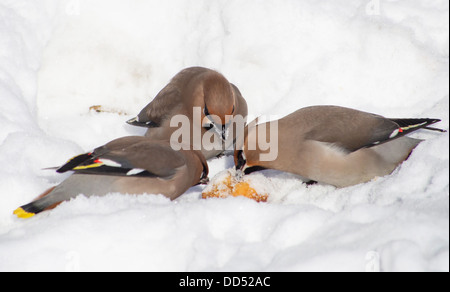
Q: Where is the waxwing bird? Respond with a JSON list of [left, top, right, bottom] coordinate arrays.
[[14, 137, 208, 218], [234, 105, 446, 188], [127, 67, 248, 159]]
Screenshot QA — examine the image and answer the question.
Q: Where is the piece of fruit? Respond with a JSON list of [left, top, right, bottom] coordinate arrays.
[[202, 171, 268, 202]]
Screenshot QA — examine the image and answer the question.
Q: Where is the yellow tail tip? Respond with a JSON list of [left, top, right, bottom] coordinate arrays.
[[13, 207, 35, 219]]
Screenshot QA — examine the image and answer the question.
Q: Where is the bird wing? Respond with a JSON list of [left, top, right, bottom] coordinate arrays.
[[57, 138, 185, 179], [296, 106, 442, 152], [127, 67, 210, 128], [128, 84, 182, 128]]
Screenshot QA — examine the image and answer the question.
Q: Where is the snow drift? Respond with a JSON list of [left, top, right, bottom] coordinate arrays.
[[0, 0, 448, 271]]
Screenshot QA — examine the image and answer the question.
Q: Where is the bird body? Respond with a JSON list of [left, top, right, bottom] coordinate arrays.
[[236, 106, 445, 188], [14, 137, 208, 218], [127, 67, 248, 159]]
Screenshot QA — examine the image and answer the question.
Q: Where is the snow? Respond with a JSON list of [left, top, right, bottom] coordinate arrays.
[[0, 0, 448, 272]]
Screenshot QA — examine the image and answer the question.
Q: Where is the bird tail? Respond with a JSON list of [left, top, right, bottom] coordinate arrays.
[[13, 187, 61, 219], [126, 116, 158, 128], [390, 118, 446, 134]]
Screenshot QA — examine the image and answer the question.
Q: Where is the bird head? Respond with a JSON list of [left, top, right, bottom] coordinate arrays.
[[202, 73, 236, 141]]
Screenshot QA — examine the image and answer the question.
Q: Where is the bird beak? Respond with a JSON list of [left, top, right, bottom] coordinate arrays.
[[198, 177, 210, 185], [233, 150, 246, 181], [206, 116, 230, 142], [197, 168, 210, 185], [234, 150, 247, 171], [220, 124, 228, 141]]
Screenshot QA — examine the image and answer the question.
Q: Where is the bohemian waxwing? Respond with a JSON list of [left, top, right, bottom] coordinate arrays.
[[127, 67, 248, 159], [14, 137, 208, 218], [234, 105, 446, 188]]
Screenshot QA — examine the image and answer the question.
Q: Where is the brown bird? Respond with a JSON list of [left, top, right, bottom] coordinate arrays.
[[14, 137, 208, 218], [235, 105, 446, 188], [127, 67, 248, 159]]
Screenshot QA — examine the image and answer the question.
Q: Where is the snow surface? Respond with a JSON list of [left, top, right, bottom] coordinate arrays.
[[0, 0, 448, 272]]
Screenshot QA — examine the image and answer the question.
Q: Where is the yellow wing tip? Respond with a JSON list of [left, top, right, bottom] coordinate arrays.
[[73, 163, 102, 170], [13, 207, 35, 219]]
